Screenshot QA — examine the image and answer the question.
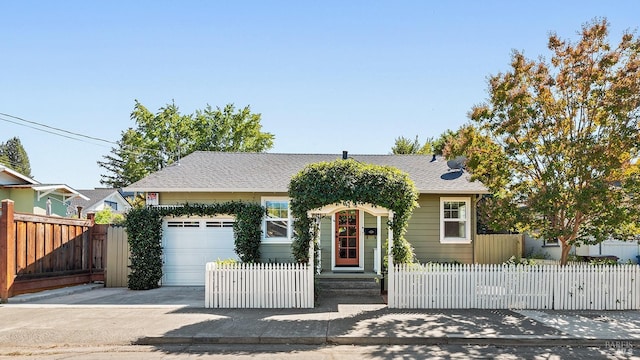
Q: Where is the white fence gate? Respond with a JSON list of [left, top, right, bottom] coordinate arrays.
[[205, 262, 314, 308], [388, 263, 640, 310]]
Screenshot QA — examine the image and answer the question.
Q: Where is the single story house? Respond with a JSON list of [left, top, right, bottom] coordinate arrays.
[[0, 163, 88, 217], [124, 151, 489, 286], [524, 234, 640, 264], [69, 188, 132, 218]]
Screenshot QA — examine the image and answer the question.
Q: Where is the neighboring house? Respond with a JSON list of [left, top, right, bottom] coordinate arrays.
[[524, 234, 640, 264], [124, 151, 489, 286], [0, 163, 88, 217], [69, 188, 132, 218]]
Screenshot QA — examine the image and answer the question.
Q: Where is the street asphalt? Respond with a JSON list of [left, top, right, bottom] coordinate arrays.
[[1, 283, 639, 350]]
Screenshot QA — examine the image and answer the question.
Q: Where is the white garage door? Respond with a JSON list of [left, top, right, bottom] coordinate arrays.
[[162, 218, 237, 286]]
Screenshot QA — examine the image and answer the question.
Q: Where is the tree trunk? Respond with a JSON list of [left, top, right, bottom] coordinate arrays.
[[560, 239, 572, 266]]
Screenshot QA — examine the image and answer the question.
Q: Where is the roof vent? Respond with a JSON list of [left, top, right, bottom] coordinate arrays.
[[342, 151, 348, 160]]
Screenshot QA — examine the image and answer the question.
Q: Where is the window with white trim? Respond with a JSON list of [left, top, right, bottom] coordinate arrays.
[[440, 197, 471, 244], [104, 200, 118, 211], [262, 197, 292, 243]]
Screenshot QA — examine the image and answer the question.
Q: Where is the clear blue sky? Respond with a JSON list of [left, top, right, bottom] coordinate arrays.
[[1, 1, 638, 189]]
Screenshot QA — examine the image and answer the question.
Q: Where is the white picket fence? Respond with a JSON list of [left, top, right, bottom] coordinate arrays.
[[205, 262, 314, 308], [388, 263, 640, 310]]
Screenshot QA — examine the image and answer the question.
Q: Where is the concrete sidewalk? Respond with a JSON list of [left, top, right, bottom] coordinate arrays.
[[1, 285, 640, 348]]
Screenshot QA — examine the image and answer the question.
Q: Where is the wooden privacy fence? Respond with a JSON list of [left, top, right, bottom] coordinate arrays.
[[0, 200, 105, 301], [475, 234, 523, 264], [105, 226, 130, 287], [205, 262, 314, 308], [388, 263, 640, 310]]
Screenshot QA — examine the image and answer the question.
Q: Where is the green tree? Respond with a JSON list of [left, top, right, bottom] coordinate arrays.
[[94, 207, 125, 224], [449, 19, 640, 264], [392, 135, 425, 154], [0, 137, 32, 177], [98, 101, 275, 187], [431, 130, 457, 156], [98, 129, 155, 188], [391, 131, 458, 156], [192, 104, 275, 152]]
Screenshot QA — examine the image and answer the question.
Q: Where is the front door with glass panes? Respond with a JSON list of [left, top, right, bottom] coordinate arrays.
[[335, 210, 359, 266]]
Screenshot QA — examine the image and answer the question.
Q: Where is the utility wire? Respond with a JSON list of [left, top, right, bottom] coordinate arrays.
[[0, 115, 109, 147], [0, 112, 116, 145], [0, 112, 166, 158]]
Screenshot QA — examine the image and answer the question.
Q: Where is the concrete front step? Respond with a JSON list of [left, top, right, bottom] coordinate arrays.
[[317, 278, 381, 297], [318, 288, 382, 297]]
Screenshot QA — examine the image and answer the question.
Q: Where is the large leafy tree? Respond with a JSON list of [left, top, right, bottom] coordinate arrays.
[[448, 19, 640, 264], [0, 137, 32, 177], [99, 101, 275, 187]]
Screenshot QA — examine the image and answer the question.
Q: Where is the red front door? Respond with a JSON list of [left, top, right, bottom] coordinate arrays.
[[335, 210, 359, 266]]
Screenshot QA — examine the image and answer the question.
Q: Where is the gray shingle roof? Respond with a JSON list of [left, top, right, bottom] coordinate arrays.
[[69, 188, 123, 209], [124, 152, 488, 194]]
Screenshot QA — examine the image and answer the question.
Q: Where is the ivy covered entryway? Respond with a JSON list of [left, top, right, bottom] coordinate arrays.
[[288, 158, 419, 272]]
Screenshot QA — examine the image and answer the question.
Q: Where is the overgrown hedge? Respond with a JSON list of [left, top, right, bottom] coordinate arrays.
[[124, 202, 265, 290], [288, 159, 419, 267]]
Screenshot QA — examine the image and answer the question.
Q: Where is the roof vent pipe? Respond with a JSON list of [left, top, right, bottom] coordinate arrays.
[[342, 150, 348, 160], [431, 154, 437, 162]]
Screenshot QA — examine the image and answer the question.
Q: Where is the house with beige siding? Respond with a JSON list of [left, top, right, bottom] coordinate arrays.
[[125, 151, 488, 286]]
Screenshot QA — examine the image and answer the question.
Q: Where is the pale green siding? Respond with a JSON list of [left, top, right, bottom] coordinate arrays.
[[33, 193, 68, 216], [260, 243, 295, 263], [406, 194, 474, 264], [0, 189, 68, 216], [8, 189, 35, 214], [319, 217, 332, 269], [159, 191, 284, 205], [362, 212, 381, 271]]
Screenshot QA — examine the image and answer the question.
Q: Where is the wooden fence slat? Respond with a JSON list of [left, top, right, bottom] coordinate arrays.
[[26, 222, 36, 274], [16, 222, 27, 273], [43, 223, 53, 272], [35, 223, 44, 273]]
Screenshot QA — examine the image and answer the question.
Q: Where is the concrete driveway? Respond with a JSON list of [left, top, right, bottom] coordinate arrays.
[[8, 284, 207, 307]]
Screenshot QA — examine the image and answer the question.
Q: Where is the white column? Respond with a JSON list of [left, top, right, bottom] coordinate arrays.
[[308, 216, 315, 268], [315, 215, 322, 274], [388, 211, 394, 268], [387, 210, 395, 307], [376, 215, 381, 275]]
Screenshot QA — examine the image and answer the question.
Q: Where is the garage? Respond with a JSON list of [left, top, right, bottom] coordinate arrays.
[[162, 218, 237, 286]]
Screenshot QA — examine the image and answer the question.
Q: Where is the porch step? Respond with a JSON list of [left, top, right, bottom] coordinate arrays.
[[317, 277, 381, 297]]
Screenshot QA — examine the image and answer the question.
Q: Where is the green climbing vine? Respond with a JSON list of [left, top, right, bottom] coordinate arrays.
[[288, 159, 419, 266], [124, 202, 264, 290]]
